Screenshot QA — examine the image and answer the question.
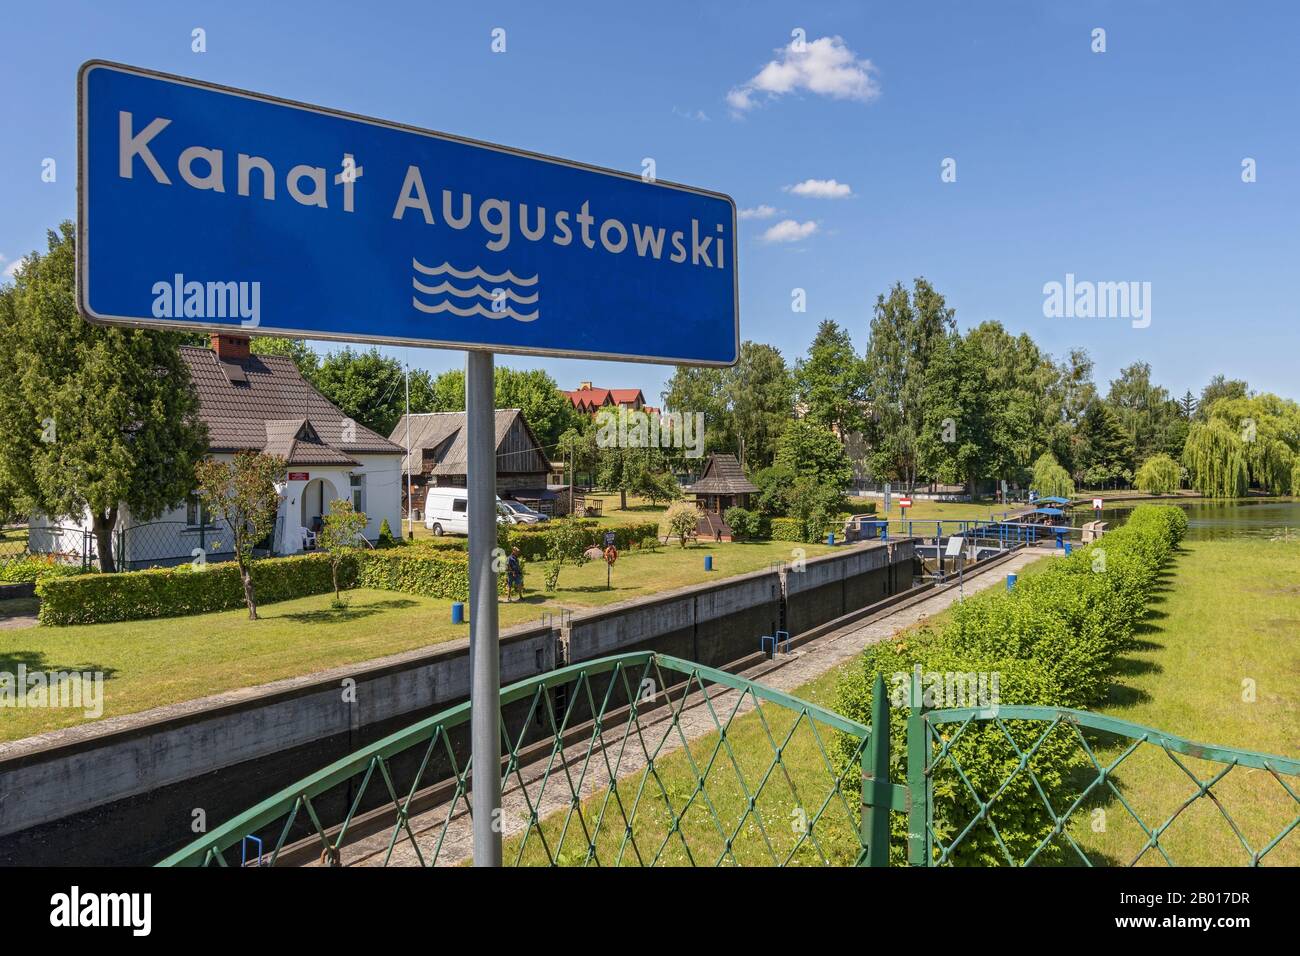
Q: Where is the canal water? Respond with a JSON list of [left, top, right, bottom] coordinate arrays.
[[1081, 498, 1300, 541]]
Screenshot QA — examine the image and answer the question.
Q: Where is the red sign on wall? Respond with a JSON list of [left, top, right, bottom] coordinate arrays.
[[288, 472, 310, 481]]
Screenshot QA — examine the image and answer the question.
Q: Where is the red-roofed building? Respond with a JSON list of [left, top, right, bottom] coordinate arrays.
[[564, 381, 659, 416]]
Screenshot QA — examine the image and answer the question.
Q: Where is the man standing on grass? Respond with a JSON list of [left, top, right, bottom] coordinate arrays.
[[506, 547, 525, 601]]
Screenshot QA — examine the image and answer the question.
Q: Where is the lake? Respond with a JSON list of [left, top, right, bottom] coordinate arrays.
[[1083, 498, 1300, 541]]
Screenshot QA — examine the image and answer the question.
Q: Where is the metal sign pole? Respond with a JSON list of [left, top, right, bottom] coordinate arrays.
[[467, 349, 502, 866]]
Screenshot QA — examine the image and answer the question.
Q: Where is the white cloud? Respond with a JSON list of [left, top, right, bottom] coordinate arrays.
[[672, 106, 710, 122], [783, 178, 853, 199], [738, 204, 777, 220], [728, 36, 880, 114], [0, 254, 24, 281], [760, 219, 818, 243]]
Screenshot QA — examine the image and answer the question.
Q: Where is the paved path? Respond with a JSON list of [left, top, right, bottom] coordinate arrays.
[[336, 547, 1053, 867]]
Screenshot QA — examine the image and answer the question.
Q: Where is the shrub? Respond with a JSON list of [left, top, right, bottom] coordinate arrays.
[[377, 518, 397, 546], [355, 547, 499, 601], [723, 506, 763, 540], [0, 555, 87, 584], [834, 633, 1080, 866], [834, 504, 1187, 864], [660, 501, 699, 547], [38, 553, 351, 626], [639, 535, 660, 552]]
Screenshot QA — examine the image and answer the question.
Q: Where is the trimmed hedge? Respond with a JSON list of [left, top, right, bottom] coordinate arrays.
[[770, 516, 838, 543], [503, 520, 660, 561], [37, 553, 352, 626], [834, 504, 1188, 865], [356, 547, 501, 600]]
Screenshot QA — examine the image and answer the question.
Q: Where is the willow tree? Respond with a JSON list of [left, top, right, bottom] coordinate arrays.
[[1182, 420, 1247, 498], [1030, 452, 1074, 499], [1135, 454, 1181, 495]]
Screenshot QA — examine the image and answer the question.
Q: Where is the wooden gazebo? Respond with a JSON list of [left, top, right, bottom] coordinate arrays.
[[686, 453, 759, 516]]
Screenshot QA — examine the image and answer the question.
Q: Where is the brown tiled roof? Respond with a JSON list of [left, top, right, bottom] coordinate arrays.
[[685, 453, 759, 495], [390, 409, 545, 477], [179, 346, 402, 462]]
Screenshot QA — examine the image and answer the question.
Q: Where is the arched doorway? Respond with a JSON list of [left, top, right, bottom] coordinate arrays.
[[300, 477, 338, 533]]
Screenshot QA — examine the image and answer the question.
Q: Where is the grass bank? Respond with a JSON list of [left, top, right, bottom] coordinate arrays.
[[505, 536, 1300, 866], [0, 538, 833, 743]]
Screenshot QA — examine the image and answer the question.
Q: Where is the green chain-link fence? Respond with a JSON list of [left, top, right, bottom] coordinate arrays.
[[159, 652, 879, 867], [159, 656, 1299, 867]]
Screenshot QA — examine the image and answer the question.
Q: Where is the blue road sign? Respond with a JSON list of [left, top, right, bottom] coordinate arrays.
[[77, 62, 739, 366]]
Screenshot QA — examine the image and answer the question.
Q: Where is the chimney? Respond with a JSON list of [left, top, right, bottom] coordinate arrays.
[[211, 333, 251, 361], [579, 381, 593, 390]]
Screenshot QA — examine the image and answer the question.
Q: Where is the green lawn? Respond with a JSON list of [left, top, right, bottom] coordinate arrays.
[[0, 589, 544, 742], [504, 537, 1300, 866], [1064, 537, 1300, 865], [0, 538, 834, 743]]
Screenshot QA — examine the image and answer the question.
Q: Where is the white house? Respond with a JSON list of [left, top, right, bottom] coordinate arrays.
[[30, 334, 404, 569]]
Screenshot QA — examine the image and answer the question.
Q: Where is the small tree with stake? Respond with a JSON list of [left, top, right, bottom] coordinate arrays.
[[194, 451, 286, 620], [318, 498, 368, 606]]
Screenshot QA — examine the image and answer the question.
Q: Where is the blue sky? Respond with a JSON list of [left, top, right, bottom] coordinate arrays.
[[3, 0, 1297, 404]]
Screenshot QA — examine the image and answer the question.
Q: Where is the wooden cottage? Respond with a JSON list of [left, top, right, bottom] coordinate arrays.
[[390, 409, 566, 518]]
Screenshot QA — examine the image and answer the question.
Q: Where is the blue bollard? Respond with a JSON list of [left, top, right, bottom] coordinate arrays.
[[1064, 540, 1073, 556], [1006, 573, 1017, 591], [827, 532, 835, 545], [451, 602, 465, 624], [704, 555, 713, 571]]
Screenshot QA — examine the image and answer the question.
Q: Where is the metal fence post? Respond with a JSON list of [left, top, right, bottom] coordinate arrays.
[[906, 666, 928, 866], [862, 672, 892, 866]]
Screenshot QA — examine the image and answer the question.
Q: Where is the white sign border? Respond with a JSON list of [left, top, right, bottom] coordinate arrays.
[[76, 60, 741, 368]]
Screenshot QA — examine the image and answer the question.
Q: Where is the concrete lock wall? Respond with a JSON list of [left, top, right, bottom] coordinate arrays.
[[0, 540, 914, 865]]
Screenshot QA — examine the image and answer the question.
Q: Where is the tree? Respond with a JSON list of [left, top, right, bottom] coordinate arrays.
[[1198, 375, 1248, 417], [794, 320, 866, 437], [312, 347, 409, 436], [918, 331, 994, 494], [317, 498, 368, 604], [1135, 454, 1181, 495], [774, 419, 853, 493], [726, 341, 793, 471], [1182, 420, 1247, 498], [662, 365, 732, 459], [250, 336, 318, 378], [660, 500, 699, 547], [1177, 391, 1198, 420], [542, 515, 589, 589], [1030, 452, 1075, 499], [0, 223, 208, 572], [863, 279, 956, 488], [788, 476, 845, 543], [194, 451, 286, 619], [495, 367, 584, 451], [1074, 401, 1135, 488], [1106, 362, 1182, 464]]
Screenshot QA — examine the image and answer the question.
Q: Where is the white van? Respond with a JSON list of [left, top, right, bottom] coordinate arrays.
[[423, 489, 508, 536]]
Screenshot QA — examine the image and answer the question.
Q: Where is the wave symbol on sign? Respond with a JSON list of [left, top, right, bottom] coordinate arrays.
[[411, 260, 539, 322]]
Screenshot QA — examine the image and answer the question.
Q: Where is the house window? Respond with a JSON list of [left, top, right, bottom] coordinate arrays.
[[350, 473, 366, 513], [185, 495, 208, 528]]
